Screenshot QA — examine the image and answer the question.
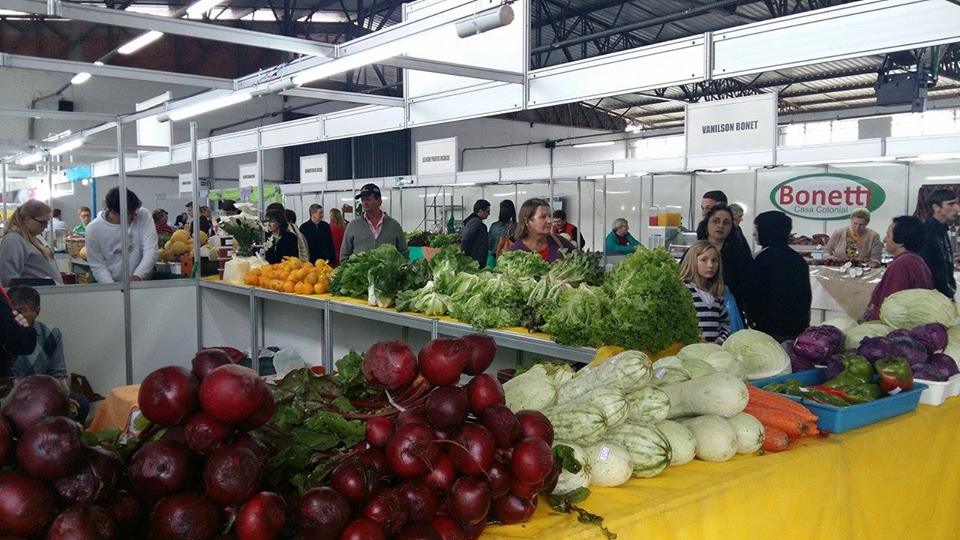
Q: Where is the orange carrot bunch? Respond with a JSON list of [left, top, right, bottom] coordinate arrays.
[[747, 385, 820, 452]]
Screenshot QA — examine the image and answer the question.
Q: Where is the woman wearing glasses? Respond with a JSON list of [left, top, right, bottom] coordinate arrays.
[[0, 200, 63, 288]]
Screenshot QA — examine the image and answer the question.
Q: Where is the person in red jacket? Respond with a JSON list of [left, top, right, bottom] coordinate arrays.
[[866, 216, 935, 320], [551, 209, 585, 250]]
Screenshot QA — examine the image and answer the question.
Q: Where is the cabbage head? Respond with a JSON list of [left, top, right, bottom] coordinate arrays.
[[676, 343, 723, 363], [880, 289, 957, 329], [844, 322, 893, 350], [722, 329, 790, 380], [822, 315, 858, 332]]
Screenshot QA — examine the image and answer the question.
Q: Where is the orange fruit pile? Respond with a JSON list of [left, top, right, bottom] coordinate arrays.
[[243, 257, 334, 295]]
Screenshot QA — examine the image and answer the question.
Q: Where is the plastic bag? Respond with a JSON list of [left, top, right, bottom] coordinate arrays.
[[271, 348, 306, 379]]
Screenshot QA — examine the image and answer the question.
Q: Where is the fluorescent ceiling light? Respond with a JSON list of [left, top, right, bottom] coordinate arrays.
[[118, 31, 164, 55], [927, 175, 960, 180], [17, 152, 43, 165], [782, 156, 895, 167], [292, 46, 404, 86], [70, 72, 91, 85], [43, 130, 72, 143], [574, 141, 616, 149], [167, 91, 252, 122], [50, 138, 84, 156], [186, 0, 225, 18]]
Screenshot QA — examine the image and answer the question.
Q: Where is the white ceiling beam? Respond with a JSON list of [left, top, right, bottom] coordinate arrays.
[[0, 53, 234, 89], [279, 88, 403, 107], [0, 108, 116, 121], [3, 0, 334, 56], [382, 57, 524, 84]]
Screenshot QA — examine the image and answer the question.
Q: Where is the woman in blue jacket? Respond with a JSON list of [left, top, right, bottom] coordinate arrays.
[[605, 218, 641, 255]]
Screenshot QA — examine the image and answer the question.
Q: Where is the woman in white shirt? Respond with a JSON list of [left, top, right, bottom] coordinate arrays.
[[85, 188, 158, 283]]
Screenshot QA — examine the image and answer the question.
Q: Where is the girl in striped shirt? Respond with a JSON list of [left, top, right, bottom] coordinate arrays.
[[679, 241, 731, 343]]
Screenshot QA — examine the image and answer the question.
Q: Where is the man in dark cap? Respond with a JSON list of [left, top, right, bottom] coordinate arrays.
[[460, 199, 491, 268], [340, 183, 407, 260]]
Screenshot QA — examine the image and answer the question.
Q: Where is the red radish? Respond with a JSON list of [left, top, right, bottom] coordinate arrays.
[[151, 493, 221, 540], [448, 423, 495, 476], [364, 490, 408, 534], [466, 374, 505, 415], [330, 460, 376, 504], [424, 387, 469, 429], [418, 339, 471, 386], [184, 411, 235, 455], [231, 433, 272, 463], [449, 477, 491, 527], [203, 446, 260, 506], [430, 516, 466, 540], [362, 341, 419, 390], [365, 416, 394, 447], [0, 416, 12, 464], [461, 334, 496, 375], [357, 447, 390, 482], [1, 374, 69, 434], [386, 423, 440, 478], [16, 416, 86, 479], [47, 505, 118, 540], [396, 524, 441, 540], [199, 364, 268, 424], [515, 410, 554, 445], [107, 491, 141, 534], [55, 446, 122, 504], [341, 518, 386, 540], [511, 437, 554, 485], [480, 406, 521, 449], [129, 440, 194, 498], [0, 472, 56, 537], [215, 346, 247, 363], [395, 407, 426, 427], [397, 480, 438, 523], [138, 366, 199, 426], [160, 425, 188, 445], [191, 348, 232, 381], [509, 476, 542, 499], [297, 487, 350, 540], [236, 492, 286, 540], [491, 494, 537, 524], [240, 384, 277, 430], [424, 452, 456, 492], [486, 461, 512, 499]]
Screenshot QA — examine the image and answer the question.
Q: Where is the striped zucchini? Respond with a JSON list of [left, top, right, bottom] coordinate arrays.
[[556, 351, 653, 404], [580, 388, 628, 430], [605, 422, 672, 478], [626, 386, 671, 424], [543, 403, 606, 446]]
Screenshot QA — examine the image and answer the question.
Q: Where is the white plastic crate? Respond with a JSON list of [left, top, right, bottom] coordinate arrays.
[[916, 374, 960, 406]]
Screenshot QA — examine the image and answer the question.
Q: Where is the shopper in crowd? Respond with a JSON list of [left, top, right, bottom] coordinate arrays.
[[328, 208, 347, 266], [489, 200, 517, 258], [340, 183, 408, 261], [506, 198, 574, 263], [605, 218, 641, 255], [920, 189, 959, 299], [866, 216, 934, 320], [342, 204, 353, 225], [0, 200, 63, 288], [51, 209, 68, 234], [263, 208, 300, 264], [300, 204, 336, 264], [679, 241, 730, 343], [551, 209, 585, 249], [460, 200, 491, 268], [73, 206, 92, 235], [182, 202, 212, 236], [219, 199, 240, 217], [701, 190, 728, 218], [0, 285, 37, 360], [85, 188, 158, 283], [153, 209, 174, 236], [748, 211, 812, 342], [825, 207, 882, 266], [695, 204, 753, 315], [174, 209, 188, 229], [265, 203, 309, 262], [728, 203, 744, 226]]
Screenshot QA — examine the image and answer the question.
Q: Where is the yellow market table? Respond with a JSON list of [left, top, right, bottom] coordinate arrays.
[[483, 398, 960, 540]]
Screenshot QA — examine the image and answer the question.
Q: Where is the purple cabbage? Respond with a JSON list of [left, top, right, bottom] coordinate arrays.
[[929, 353, 959, 379], [824, 354, 851, 380], [887, 329, 911, 339], [887, 335, 929, 367], [857, 336, 892, 364], [909, 323, 949, 354], [793, 326, 845, 363], [913, 363, 946, 382], [782, 340, 815, 372]]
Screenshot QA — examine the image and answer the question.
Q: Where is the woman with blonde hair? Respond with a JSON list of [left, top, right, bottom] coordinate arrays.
[[679, 240, 730, 343], [0, 200, 63, 287], [328, 208, 347, 266], [505, 198, 574, 262], [825, 207, 882, 266]]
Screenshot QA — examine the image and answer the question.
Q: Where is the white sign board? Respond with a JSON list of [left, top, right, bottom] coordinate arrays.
[[239, 163, 258, 189], [136, 92, 172, 153], [685, 93, 778, 168], [178, 173, 193, 194], [300, 154, 328, 183], [416, 137, 458, 175]]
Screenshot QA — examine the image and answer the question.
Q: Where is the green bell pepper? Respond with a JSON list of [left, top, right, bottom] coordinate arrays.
[[875, 358, 914, 395], [824, 355, 874, 389]]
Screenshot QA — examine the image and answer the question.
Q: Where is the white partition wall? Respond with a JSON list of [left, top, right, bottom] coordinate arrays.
[[129, 282, 199, 381], [260, 300, 324, 368], [201, 286, 252, 351]]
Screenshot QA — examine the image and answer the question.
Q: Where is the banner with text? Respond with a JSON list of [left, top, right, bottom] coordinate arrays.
[[300, 154, 328, 183], [685, 93, 778, 168], [178, 173, 193, 194], [771, 173, 886, 221], [239, 163, 258, 189], [416, 137, 458, 175]]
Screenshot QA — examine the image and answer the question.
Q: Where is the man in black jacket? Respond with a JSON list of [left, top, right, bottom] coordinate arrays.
[[919, 189, 959, 299], [299, 204, 336, 264], [748, 211, 812, 342], [460, 200, 491, 268]]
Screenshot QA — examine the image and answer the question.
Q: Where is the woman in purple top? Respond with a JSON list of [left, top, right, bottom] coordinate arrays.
[[505, 198, 574, 263], [866, 216, 934, 320]]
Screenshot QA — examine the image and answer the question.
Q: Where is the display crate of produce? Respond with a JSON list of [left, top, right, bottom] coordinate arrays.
[[752, 368, 823, 388], [915, 373, 960, 406]]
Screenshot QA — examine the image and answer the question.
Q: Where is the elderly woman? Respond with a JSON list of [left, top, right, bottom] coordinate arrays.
[[605, 218, 641, 255], [825, 208, 882, 266], [0, 200, 63, 288]]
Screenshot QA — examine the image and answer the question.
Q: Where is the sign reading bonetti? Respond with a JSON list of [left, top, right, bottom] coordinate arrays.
[[771, 173, 886, 221]]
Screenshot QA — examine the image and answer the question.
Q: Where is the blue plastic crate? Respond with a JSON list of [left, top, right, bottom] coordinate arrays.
[[751, 368, 823, 388], [752, 370, 926, 433]]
